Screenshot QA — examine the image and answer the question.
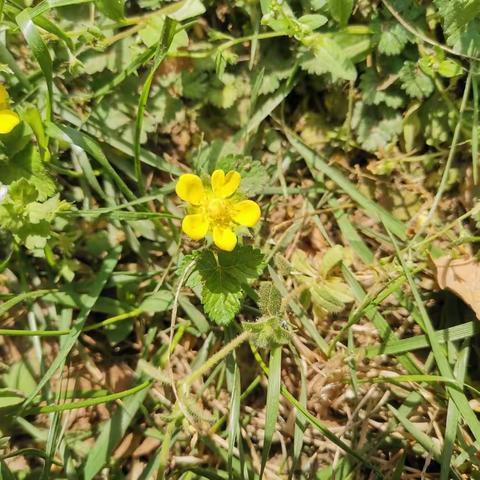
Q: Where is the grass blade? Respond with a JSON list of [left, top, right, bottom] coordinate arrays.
[[260, 346, 282, 479]]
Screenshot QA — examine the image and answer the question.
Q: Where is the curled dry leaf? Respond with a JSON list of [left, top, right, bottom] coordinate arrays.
[[433, 255, 480, 320]]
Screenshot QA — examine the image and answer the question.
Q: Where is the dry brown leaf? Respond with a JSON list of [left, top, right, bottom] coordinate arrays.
[[433, 255, 480, 320]]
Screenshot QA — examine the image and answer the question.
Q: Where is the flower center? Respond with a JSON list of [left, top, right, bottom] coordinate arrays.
[[206, 198, 231, 226]]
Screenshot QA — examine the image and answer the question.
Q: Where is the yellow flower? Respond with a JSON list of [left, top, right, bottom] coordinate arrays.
[[176, 169, 261, 252], [0, 84, 20, 135]]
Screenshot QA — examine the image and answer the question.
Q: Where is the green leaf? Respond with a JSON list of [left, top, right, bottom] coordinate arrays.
[[0, 144, 55, 201], [16, 9, 53, 119], [168, 0, 206, 21], [298, 13, 328, 30], [300, 35, 357, 81], [319, 245, 345, 277], [360, 70, 404, 109], [0, 388, 25, 413], [140, 290, 175, 313], [24, 245, 122, 408], [134, 17, 177, 193], [434, 0, 480, 56], [399, 61, 434, 99], [197, 247, 264, 293], [352, 102, 403, 152], [258, 281, 282, 317], [196, 246, 264, 324], [327, 0, 353, 26], [95, 0, 124, 20], [377, 21, 410, 56], [243, 316, 290, 348], [202, 288, 243, 325]]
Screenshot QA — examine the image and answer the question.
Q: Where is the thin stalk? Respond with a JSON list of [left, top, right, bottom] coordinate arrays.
[[413, 67, 473, 241], [28, 380, 152, 415], [0, 308, 142, 336], [473, 73, 479, 184], [181, 331, 252, 387]]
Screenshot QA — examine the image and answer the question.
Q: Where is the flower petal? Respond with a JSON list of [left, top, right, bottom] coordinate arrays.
[[182, 214, 209, 240], [232, 200, 261, 227], [176, 173, 205, 205], [211, 169, 225, 194], [211, 169, 241, 198], [0, 110, 19, 134], [213, 226, 237, 251]]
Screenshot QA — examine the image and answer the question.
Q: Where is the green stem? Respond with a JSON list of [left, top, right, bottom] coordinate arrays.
[[172, 30, 289, 59], [181, 330, 252, 387], [0, 308, 142, 337], [156, 419, 176, 480], [0, 328, 69, 337], [28, 380, 152, 415], [413, 66, 473, 241], [83, 308, 142, 332]]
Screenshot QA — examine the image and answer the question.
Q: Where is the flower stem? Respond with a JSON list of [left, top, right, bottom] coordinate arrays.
[[181, 330, 252, 387]]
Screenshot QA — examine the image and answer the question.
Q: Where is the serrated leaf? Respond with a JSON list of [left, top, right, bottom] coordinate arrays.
[[258, 282, 282, 316], [434, 0, 480, 55], [377, 21, 411, 56], [352, 101, 403, 152], [197, 246, 264, 293], [300, 35, 357, 81], [0, 144, 55, 201], [360, 70, 404, 109], [399, 61, 434, 99], [202, 288, 243, 325], [243, 316, 290, 348], [196, 246, 264, 325]]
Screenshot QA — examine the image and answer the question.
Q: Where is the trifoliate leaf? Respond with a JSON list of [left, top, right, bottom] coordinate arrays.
[[399, 61, 434, 99]]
